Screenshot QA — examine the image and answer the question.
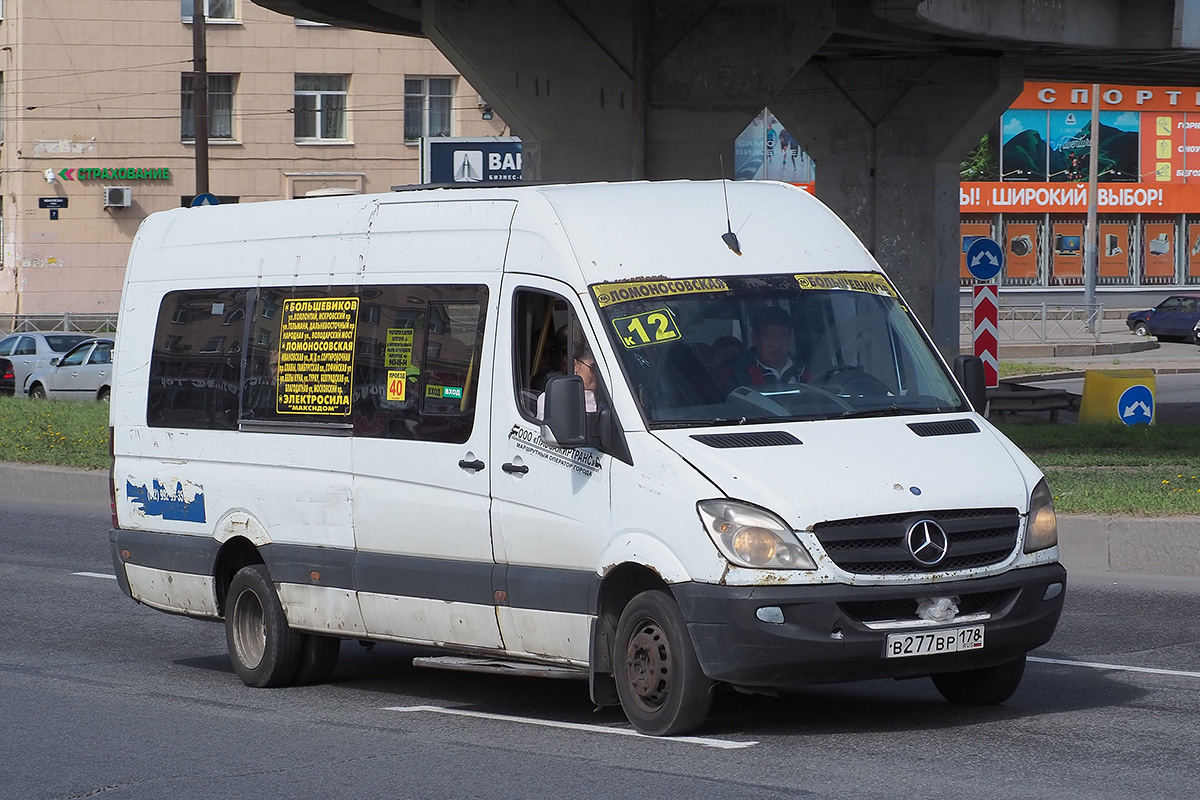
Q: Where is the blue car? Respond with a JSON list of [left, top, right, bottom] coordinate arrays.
[[1126, 295, 1200, 344]]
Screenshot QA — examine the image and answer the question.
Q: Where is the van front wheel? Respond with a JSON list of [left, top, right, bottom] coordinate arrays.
[[614, 590, 713, 736], [931, 654, 1026, 706], [225, 564, 302, 688]]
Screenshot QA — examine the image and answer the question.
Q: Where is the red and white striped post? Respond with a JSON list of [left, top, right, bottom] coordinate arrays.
[[973, 283, 999, 389]]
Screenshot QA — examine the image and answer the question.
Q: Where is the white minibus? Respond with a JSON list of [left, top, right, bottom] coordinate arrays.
[[110, 180, 1065, 735]]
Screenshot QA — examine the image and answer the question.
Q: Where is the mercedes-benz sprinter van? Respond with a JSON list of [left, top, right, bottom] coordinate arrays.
[[109, 180, 1065, 736]]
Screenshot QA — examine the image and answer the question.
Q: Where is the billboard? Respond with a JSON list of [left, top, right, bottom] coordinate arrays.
[[422, 137, 522, 185]]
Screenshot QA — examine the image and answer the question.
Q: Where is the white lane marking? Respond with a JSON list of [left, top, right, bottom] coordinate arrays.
[[73, 571, 117, 580], [1030, 655, 1200, 679], [384, 705, 757, 749]]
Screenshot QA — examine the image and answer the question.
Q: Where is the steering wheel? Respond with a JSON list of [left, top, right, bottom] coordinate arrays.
[[813, 365, 892, 398]]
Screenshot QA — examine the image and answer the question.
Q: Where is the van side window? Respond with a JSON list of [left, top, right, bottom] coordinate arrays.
[[351, 285, 488, 443], [147, 284, 487, 444], [148, 288, 247, 429], [512, 289, 600, 421]]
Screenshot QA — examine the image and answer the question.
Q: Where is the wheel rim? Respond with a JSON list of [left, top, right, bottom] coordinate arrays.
[[624, 618, 672, 712], [231, 587, 267, 669]]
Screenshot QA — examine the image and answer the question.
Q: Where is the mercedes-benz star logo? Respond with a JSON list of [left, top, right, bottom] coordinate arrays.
[[906, 519, 949, 567]]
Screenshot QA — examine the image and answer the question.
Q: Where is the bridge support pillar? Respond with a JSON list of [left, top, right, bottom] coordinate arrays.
[[770, 57, 1022, 355]]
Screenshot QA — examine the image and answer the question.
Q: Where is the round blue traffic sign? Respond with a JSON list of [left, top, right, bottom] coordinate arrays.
[[1117, 384, 1154, 426], [191, 192, 220, 207], [966, 237, 1004, 282]]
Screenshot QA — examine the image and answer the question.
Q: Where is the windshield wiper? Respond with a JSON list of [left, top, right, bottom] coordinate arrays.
[[837, 404, 947, 419]]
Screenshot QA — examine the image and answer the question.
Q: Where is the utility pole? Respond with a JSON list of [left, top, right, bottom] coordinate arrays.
[[192, 1, 210, 197], [1084, 83, 1099, 332]]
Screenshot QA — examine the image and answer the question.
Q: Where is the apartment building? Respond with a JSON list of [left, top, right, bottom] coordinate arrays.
[[0, 0, 507, 316]]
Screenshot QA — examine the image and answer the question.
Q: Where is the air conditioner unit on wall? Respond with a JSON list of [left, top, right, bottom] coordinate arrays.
[[104, 186, 132, 208]]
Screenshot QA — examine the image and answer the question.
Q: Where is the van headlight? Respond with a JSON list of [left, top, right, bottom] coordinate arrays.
[[697, 500, 817, 570], [1024, 478, 1058, 553]]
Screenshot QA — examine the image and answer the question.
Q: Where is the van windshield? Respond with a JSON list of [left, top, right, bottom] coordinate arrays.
[[590, 273, 967, 427]]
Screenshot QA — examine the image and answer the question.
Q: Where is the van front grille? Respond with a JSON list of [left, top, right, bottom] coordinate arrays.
[[839, 591, 1008, 624], [812, 508, 1020, 574]]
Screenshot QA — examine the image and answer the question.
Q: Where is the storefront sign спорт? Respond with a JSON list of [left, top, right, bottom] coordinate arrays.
[[56, 167, 171, 181]]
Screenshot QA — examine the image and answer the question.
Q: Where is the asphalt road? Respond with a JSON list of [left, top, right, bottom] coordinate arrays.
[[5, 497, 1200, 800]]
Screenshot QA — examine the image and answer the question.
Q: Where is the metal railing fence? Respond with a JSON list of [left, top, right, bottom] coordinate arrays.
[[0, 313, 118, 335], [959, 303, 1104, 343]]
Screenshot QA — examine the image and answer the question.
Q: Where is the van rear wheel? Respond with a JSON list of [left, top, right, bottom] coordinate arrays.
[[613, 590, 713, 736], [931, 654, 1026, 706], [225, 564, 301, 688]]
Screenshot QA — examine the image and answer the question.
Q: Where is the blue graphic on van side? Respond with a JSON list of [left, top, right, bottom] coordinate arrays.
[[127, 479, 206, 523]]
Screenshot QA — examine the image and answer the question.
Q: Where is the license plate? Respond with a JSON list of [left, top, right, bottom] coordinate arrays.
[[885, 625, 985, 659]]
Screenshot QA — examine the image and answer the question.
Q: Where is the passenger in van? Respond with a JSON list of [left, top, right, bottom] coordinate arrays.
[[720, 306, 806, 391], [707, 335, 745, 375], [536, 340, 599, 418]]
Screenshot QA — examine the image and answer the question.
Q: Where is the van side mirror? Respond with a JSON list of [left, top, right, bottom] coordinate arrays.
[[953, 354, 988, 413], [540, 375, 587, 447]]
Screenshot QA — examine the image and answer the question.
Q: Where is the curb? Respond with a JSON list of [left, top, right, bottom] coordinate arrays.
[[1059, 516, 1200, 579], [4, 463, 1194, 580], [2, 462, 109, 506]]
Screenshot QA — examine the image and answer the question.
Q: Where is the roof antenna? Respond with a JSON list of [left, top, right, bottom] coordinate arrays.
[[719, 156, 741, 256]]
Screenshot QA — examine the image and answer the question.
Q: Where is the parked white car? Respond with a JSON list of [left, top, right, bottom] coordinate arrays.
[[0, 332, 96, 393], [26, 338, 114, 401]]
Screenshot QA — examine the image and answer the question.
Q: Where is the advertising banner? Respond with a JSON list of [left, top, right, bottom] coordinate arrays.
[[959, 222, 993, 280], [1188, 221, 1200, 277], [733, 109, 816, 184], [1144, 222, 1176, 277], [1002, 222, 1039, 279], [959, 181, 1200, 213], [1051, 221, 1084, 281], [423, 137, 522, 184], [1098, 222, 1132, 278]]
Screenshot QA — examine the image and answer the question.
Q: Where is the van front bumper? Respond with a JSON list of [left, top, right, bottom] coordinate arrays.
[[671, 563, 1066, 687]]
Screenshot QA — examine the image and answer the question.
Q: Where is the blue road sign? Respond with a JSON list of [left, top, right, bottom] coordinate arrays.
[[191, 193, 220, 207], [966, 237, 1004, 282], [1117, 384, 1154, 426]]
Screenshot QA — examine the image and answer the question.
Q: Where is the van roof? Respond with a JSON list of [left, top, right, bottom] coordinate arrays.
[[128, 180, 879, 287]]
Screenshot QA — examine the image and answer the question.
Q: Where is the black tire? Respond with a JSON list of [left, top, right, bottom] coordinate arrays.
[[97, 386, 110, 403], [931, 654, 1026, 706], [613, 590, 713, 736], [225, 564, 302, 688], [28, 383, 46, 400], [293, 634, 341, 685], [1133, 321, 1149, 337]]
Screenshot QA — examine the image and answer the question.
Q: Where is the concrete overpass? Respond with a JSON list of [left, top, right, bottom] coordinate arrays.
[[251, 0, 1200, 355]]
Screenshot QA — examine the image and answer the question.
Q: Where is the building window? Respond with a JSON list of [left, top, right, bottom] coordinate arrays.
[[295, 75, 348, 141], [182, 74, 235, 140], [182, 0, 234, 21], [404, 77, 454, 142]]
